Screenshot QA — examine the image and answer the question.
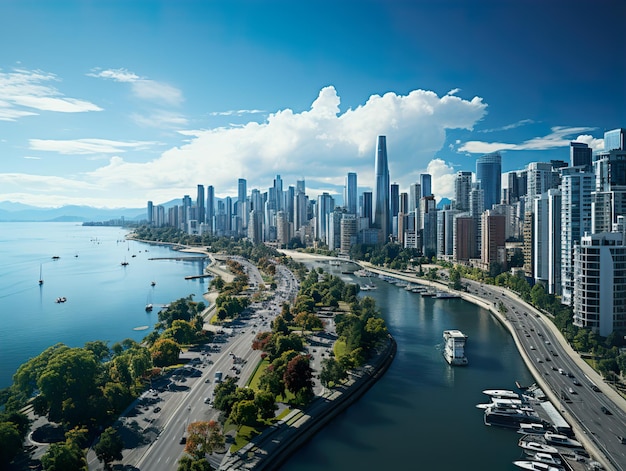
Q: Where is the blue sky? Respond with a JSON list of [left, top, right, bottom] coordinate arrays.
[[0, 0, 624, 208]]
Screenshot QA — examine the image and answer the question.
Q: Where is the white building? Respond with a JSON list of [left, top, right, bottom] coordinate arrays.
[[573, 232, 626, 336]]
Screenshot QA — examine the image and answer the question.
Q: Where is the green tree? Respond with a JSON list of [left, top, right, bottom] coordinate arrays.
[[254, 390, 277, 419], [150, 338, 181, 367], [94, 426, 124, 469], [229, 399, 258, 426], [0, 422, 22, 467], [319, 357, 347, 387], [41, 441, 87, 471]]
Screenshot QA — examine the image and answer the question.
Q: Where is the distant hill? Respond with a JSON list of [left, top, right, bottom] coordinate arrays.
[[0, 202, 146, 222]]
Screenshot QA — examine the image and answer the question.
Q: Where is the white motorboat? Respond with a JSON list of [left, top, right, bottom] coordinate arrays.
[[483, 389, 520, 399], [513, 460, 563, 471], [526, 452, 562, 465], [518, 440, 559, 455], [544, 432, 582, 448]]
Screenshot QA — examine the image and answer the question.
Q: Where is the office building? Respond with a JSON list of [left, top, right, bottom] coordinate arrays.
[[570, 142, 592, 168], [476, 152, 501, 211], [346, 172, 357, 215], [420, 174, 432, 198], [454, 171, 473, 211]]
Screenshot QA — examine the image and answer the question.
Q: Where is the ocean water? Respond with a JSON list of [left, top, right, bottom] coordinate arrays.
[[0, 222, 210, 389]]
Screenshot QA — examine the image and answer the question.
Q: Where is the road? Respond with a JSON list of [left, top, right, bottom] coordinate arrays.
[[87, 256, 301, 470]]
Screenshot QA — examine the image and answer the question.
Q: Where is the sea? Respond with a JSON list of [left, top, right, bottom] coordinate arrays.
[[0, 222, 210, 390]]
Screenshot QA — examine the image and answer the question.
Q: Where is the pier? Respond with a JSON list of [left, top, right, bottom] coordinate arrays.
[[184, 274, 212, 280], [148, 256, 208, 261]]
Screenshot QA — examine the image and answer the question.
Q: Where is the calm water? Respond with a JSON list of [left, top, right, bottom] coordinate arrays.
[[280, 261, 535, 471], [0, 222, 209, 389]]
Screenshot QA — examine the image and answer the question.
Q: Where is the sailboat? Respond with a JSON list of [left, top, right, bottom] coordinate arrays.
[[39, 264, 44, 285], [121, 257, 129, 266]]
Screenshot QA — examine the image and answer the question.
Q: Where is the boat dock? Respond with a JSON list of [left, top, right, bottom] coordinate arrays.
[[148, 256, 209, 261], [184, 274, 212, 280]]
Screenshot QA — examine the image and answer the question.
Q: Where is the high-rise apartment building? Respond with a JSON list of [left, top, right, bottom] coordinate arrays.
[[373, 136, 390, 241], [591, 130, 626, 233], [454, 171, 472, 211], [560, 166, 594, 305], [573, 231, 626, 336], [476, 152, 501, 211], [481, 210, 506, 269]]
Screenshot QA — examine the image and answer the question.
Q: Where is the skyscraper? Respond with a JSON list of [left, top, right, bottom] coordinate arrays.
[[454, 171, 473, 211], [570, 142, 592, 168], [196, 184, 205, 224], [476, 152, 502, 211], [373, 135, 390, 241], [206, 186, 215, 233], [238, 178, 247, 204], [420, 174, 432, 198], [346, 172, 357, 215]]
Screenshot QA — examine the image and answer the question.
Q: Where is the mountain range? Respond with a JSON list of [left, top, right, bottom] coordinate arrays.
[[0, 201, 146, 222]]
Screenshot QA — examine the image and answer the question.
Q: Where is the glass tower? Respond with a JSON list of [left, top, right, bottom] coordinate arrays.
[[373, 136, 390, 241], [476, 152, 502, 211]]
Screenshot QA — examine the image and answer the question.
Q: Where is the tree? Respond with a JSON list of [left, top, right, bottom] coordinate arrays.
[[319, 357, 347, 387], [41, 440, 87, 471], [185, 420, 224, 459], [254, 391, 277, 419], [150, 338, 181, 366], [0, 422, 22, 467], [229, 399, 258, 426], [177, 456, 212, 471], [94, 427, 124, 469], [283, 355, 314, 401]]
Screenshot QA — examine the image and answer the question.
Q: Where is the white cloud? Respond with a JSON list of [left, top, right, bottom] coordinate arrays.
[[90, 67, 183, 106], [426, 158, 457, 200], [209, 109, 266, 116], [572, 134, 604, 151], [131, 111, 189, 128], [458, 126, 596, 154], [1, 86, 487, 207], [478, 119, 535, 133], [0, 68, 102, 120], [29, 138, 158, 155]]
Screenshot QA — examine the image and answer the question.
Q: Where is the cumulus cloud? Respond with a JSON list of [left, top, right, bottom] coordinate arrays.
[[0, 86, 487, 207], [0, 68, 102, 120], [426, 158, 457, 200], [90, 67, 183, 106], [458, 126, 596, 154]]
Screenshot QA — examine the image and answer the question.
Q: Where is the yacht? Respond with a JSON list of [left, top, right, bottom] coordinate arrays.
[[544, 432, 582, 448], [518, 439, 559, 455], [517, 422, 548, 435], [145, 304, 153, 312], [484, 407, 541, 429], [443, 330, 468, 365], [483, 389, 520, 399], [513, 460, 563, 471], [525, 452, 562, 466]]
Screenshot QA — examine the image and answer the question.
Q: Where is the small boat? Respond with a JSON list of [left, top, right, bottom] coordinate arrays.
[[121, 258, 129, 266], [518, 440, 559, 455], [52, 255, 60, 260], [145, 304, 153, 312], [544, 432, 582, 448], [55, 296, 67, 303], [39, 264, 44, 285], [151, 281, 156, 286], [513, 460, 563, 471]]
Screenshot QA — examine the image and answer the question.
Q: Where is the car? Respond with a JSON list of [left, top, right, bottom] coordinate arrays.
[[545, 356, 551, 362], [618, 436, 626, 444], [530, 346, 535, 350], [572, 378, 580, 385], [204, 397, 211, 404], [154, 407, 161, 413], [601, 406, 611, 414], [536, 357, 543, 363], [204, 378, 211, 383], [179, 436, 187, 444]]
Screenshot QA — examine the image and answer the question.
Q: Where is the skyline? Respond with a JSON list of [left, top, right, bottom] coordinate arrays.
[[0, 0, 624, 209]]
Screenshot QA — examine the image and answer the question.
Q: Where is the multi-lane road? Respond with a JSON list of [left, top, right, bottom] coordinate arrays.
[[86, 257, 301, 470], [462, 278, 626, 471]]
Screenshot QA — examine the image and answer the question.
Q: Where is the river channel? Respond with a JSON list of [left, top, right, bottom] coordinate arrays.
[[279, 260, 535, 471]]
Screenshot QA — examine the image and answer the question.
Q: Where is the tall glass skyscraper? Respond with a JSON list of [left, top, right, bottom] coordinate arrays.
[[346, 172, 357, 215], [476, 152, 502, 211], [373, 136, 390, 241], [420, 174, 432, 198], [196, 184, 205, 223]]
